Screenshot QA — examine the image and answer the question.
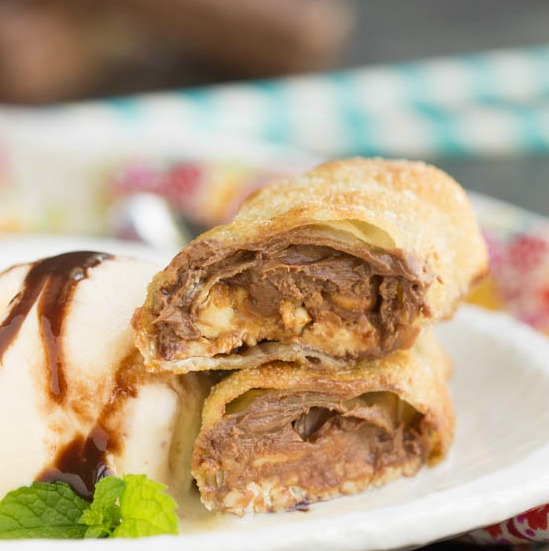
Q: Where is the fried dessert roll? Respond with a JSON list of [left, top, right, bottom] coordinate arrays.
[[0, 252, 210, 501], [134, 158, 487, 373], [192, 331, 454, 515]]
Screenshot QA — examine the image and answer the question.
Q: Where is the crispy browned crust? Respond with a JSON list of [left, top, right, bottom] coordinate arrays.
[[192, 332, 454, 514], [134, 158, 487, 373]]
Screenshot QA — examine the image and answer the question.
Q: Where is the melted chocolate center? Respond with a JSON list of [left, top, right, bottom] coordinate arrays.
[[0, 251, 111, 401]]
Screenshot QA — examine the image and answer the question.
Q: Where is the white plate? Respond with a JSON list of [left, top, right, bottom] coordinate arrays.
[[2, 235, 549, 551]]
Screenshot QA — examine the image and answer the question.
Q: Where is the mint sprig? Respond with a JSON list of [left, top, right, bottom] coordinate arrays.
[[79, 476, 125, 538], [111, 475, 179, 537], [0, 475, 179, 540], [0, 482, 89, 539]]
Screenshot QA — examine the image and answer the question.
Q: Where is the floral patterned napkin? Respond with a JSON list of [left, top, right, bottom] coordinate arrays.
[[464, 194, 549, 545], [468, 192, 549, 337]]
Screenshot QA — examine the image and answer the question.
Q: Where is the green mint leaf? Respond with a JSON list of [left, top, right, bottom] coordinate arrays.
[[0, 482, 89, 539], [80, 505, 120, 538], [0, 475, 179, 540], [113, 475, 179, 538], [83, 524, 110, 539], [90, 476, 126, 508], [79, 477, 124, 538]]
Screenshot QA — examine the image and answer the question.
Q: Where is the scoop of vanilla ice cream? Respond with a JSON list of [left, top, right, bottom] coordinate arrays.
[[0, 252, 200, 501]]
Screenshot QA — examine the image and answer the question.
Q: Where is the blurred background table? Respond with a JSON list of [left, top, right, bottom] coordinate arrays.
[[348, 0, 549, 215], [2, 0, 548, 215]]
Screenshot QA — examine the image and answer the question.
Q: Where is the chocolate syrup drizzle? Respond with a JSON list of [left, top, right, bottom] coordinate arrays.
[[38, 354, 141, 498], [0, 251, 112, 401], [0, 251, 131, 499], [38, 425, 112, 499]]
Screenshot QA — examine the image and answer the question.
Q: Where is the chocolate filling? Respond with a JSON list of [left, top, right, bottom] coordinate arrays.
[[151, 231, 432, 362], [193, 390, 430, 514]]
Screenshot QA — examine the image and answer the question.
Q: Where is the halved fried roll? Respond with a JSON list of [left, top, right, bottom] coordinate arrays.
[[134, 158, 487, 373], [191, 332, 454, 515]]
